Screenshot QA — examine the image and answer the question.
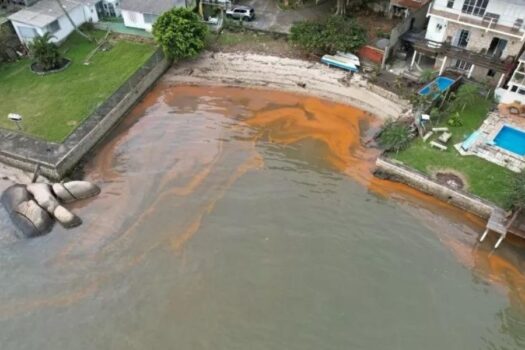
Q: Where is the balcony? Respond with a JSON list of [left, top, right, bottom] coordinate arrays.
[[200, 0, 231, 8], [410, 36, 514, 73], [428, 5, 525, 40]]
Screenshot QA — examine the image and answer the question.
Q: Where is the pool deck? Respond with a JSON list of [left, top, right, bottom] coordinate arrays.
[[455, 110, 525, 173]]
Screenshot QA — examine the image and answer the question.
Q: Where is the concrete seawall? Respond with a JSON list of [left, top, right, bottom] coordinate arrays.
[[374, 157, 496, 219]]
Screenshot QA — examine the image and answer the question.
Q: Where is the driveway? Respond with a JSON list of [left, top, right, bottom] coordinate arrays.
[[236, 0, 334, 33]]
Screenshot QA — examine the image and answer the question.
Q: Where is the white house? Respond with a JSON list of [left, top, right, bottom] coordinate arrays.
[[8, 0, 101, 44], [121, 0, 196, 32], [496, 52, 525, 104], [410, 0, 525, 86]]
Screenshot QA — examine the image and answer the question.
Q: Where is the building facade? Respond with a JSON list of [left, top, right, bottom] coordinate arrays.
[[411, 0, 525, 86], [121, 0, 196, 32], [8, 0, 101, 44]]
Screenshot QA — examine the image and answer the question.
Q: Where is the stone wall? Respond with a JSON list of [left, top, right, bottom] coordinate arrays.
[[54, 54, 171, 178], [375, 157, 497, 218]]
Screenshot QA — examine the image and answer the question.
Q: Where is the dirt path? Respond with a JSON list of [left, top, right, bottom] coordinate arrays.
[[163, 52, 409, 120]]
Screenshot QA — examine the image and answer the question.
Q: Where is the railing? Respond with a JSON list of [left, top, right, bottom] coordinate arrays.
[[428, 3, 525, 39], [412, 37, 513, 72], [201, 0, 231, 7]]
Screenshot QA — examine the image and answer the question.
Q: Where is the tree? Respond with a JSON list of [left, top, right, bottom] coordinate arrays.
[[290, 16, 366, 55], [28, 33, 62, 71], [0, 26, 20, 63], [153, 7, 208, 60], [509, 171, 525, 211], [419, 69, 437, 84], [451, 83, 481, 111], [377, 120, 412, 153]]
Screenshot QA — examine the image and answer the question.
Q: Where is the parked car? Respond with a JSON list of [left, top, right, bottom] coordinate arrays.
[[226, 6, 255, 21]]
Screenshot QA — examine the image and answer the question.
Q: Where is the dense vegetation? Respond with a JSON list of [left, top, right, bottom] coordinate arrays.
[[290, 16, 366, 55], [153, 8, 208, 60]]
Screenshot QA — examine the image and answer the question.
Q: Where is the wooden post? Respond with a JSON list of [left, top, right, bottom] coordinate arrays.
[[410, 50, 417, 70], [467, 64, 475, 79], [495, 233, 506, 248], [497, 73, 505, 88], [479, 228, 490, 242], [439, 56, 448, 76]]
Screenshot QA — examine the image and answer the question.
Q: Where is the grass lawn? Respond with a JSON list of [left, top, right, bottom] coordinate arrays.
[[392, 99, 514, 208], [0, 31, 156, 142]]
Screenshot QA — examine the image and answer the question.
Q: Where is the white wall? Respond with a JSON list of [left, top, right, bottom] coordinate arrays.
[[432, 0, 525, 29], [122, 10, 153, 32], [495, 87, 525, 104], [425, 16, 448, 42], [11, 4, 99, 45]]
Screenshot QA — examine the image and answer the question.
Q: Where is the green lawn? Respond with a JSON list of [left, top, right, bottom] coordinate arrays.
[[392, 99, 514, 208], [0, 31, 156, 142]]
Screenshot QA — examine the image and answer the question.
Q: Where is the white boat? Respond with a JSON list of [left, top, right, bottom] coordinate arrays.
[[321, 54, 359, 72], [335, 52, 361, 67]]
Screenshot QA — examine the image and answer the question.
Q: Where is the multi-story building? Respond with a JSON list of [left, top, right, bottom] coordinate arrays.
[[410, 0, 525, 87], [496, 52, 525, 103]]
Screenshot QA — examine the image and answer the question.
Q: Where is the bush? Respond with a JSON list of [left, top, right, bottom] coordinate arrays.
[[28, 33, 62, 71], [153, 8, 208, 60], [447, 112, 463, 127], [378, 120, 412, 153], [290, 16, 366, 55]]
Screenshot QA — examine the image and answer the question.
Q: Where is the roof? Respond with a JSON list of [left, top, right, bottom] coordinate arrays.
[[8, 0, 87, 28], [121, 0, 188, 15], [390, 0, 431, 10]]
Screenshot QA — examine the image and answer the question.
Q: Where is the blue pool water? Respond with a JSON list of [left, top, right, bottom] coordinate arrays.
[[494, 125, 525, 156], [418, 77, 455, 97]]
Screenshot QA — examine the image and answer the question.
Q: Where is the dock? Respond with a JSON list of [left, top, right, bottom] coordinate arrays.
[[480, 208, 523, 248]]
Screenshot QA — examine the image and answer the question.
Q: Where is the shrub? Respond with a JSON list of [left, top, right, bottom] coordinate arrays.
[[378, 120, 412, 153], [419, 69, 437, 84], [28, 33, 62, 71], [449, 83, 482, 112], [290, 16, 366, 55], [153, 7, 208, 60], [509, 172, 525, 210], [447, 112, 463, 127]]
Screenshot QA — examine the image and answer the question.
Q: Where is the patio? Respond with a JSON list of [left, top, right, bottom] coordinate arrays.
[[455, 108, 525, 173]]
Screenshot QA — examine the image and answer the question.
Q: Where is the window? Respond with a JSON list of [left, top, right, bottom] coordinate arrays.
[[456, 29, 470, 48], [518, 89, 525, 95], [18, 26, 37, 39], [47, 20, 60, 34], [511, 85, 518, 92], [143, 13, 158, 24], [454, 59, 472, 72], [487, 69, 496, 77], [462, 0, 489, 17], [447, 0, 454, 8]]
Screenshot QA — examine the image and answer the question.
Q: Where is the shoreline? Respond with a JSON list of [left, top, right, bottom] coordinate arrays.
[[163, 52, 410, 121]]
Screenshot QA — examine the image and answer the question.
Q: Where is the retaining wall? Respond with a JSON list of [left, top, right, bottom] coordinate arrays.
[[375, 157, 496, 219], [0, 49, 171, 180]]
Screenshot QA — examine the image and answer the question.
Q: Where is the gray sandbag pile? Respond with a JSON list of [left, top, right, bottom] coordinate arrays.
[[1, 181, 100, 238]]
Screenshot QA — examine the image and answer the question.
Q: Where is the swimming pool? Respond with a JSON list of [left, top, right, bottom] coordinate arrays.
[[494, 125, 525, 156], [418, 76, 455, 98]]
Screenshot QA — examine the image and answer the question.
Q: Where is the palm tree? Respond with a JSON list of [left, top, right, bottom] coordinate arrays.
[[452, 83, 481, 111], [28, 33, 62, 71]]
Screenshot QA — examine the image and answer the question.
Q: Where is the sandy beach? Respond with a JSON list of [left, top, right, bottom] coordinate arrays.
[[163, 52, 410, 121]]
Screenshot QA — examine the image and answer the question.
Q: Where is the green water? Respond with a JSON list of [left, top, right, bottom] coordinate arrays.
[[0, 85, 524, 349]]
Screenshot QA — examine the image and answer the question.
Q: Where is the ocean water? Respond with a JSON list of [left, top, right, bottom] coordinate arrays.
[[0, 85, 524, 350]]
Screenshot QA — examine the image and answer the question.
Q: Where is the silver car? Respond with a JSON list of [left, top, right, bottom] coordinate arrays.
[[226, 6, 255, 21]]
